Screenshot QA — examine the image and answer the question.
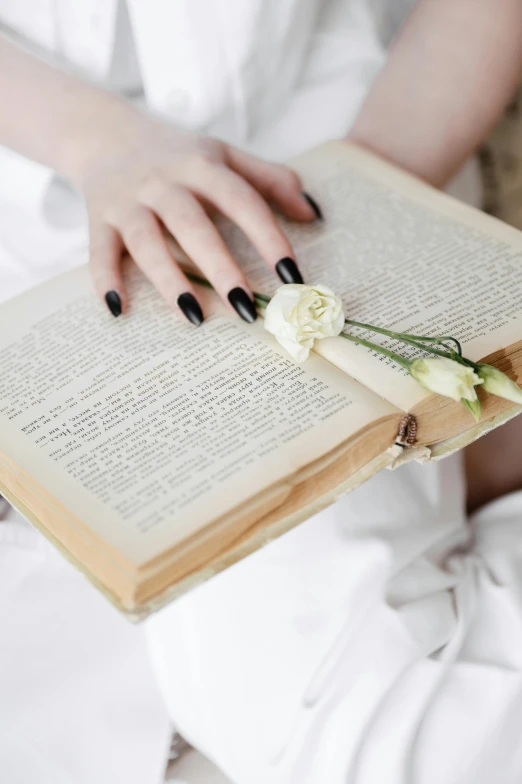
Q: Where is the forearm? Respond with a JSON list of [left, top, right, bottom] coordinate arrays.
[[0, 34, 142, 184], [349, 0, 522, 187]]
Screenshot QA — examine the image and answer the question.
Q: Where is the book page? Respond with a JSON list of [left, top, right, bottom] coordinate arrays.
[[0, 265, 396, 564], [218, 141, 522, 410]]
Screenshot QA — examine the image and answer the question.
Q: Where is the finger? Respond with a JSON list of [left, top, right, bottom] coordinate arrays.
[[117, 206, 204, 326], [226, 147, 322, 222], [196, 166, 305, 284], [89, 222, 126, 317], [144, 185, 257, 323]]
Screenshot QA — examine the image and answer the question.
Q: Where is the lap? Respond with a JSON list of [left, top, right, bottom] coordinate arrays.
[[4, 451, 522, 784], [149, 455, 513, 783]]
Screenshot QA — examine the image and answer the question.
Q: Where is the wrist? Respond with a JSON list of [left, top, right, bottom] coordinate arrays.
[[60, 92, 149, 188]]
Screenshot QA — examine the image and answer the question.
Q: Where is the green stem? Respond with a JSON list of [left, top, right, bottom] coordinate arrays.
[[342, 329, 483, 376], [186, 271, 213, 289], [343, 318, 462, 356], [409, 335, 462, 356], [338, 330, 412, 370], [388, 337, 455, 359], [389, 336, 482, 373], [185, 270, 469, 367], [456, 356, 481, 371], [345, 329, 454, 360]]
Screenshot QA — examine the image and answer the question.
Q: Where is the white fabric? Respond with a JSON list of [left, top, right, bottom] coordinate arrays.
[[0, 2, 513, 784], [147, 459, 522, 784], [148, 459, 522, 784], [0, 501, 172, 784]]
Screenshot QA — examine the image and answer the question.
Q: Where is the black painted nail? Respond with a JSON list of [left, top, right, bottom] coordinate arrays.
[[276, 257, 304, 285], [105, 290, 122, 317], [177, 292, 204, 326], [228, 288, 257, 323], [302, 191, 323, 221]]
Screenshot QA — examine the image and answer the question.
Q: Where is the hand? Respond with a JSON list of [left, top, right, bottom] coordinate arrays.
[[76, 114, 321, 324]]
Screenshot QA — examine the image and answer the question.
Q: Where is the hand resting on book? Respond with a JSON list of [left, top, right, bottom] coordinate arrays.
[[0, 35, 320, 326], [74, 117, 320, 323]]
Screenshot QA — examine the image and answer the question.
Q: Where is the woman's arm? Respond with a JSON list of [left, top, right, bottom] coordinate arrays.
[[349, 0, 522, 187], [0, 35, 315, 321], [0, 33, 138, 181]]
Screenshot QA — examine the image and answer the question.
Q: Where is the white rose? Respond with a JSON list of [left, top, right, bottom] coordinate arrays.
[[476, 363, 522, 404], [264, 284, 345, 361], [409, 356, 483, 402]]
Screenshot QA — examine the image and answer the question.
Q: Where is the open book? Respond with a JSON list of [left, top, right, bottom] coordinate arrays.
[[1, 141, 522, 618]]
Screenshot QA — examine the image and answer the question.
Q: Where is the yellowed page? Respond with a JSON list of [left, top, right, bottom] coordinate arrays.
[[0, 264, 396, 565], [219, 141, 522, 410]]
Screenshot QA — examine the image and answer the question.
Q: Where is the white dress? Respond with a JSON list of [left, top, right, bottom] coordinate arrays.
[[1, 2, 520, 784]]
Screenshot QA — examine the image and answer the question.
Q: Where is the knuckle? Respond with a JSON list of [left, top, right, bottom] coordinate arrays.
[[186, 140, 227, 181], [224, 178, 258, 211], [159, 187, 206, 230], [177, 207, 206, 232], [104, 200, 133, 227], [188, 153, 219, 182], [139, 173, 169, 204], [125, 217, 157, 250], [279, 166, 302, 191], [194, 136, 224, 161]]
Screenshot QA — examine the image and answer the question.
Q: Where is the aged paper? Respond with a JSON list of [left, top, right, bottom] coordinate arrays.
[[0, 264, 395, 563], [219, 141, 522, 410]]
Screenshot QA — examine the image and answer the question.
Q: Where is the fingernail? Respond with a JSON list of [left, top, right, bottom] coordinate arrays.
[[177, 292, 204, 326], [276, 257, 304, 284], [105, 290, 122, 317], [228, 287, 257, 323], [302, 191, 323, 221]]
